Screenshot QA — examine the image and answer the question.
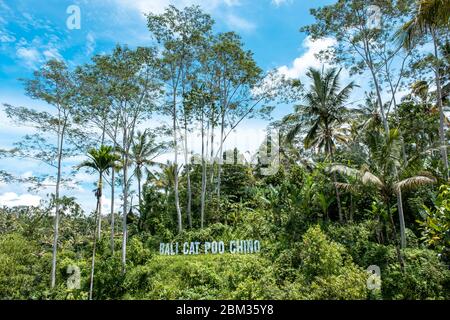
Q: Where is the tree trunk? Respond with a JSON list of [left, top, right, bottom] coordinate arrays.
[[349, 193, 354, 222], [97, 118, 107, 240], [89, 174, 102, 300], [370, 67, 389, 133], [396, 189, 407, 249], [110, 169, 115, 254], [137, 168, 143, 231], [110, 123, 119, 254], [432, 29, 449, 180], [210, 109, 215, 189], [173, 93, 182, 234], [137, 169, 142, 214], [121, 128, 128, 274], [200, 109, 207, 229], [387, 201, 405, 272], [50, 121, 65, 289], [332, 171, 343, 223], [97, 178, 102, 240], [217, 111, 225, 201], [328, 135, 343, 223], [183, 117, 192, 228], [365, 40, 407, 248]]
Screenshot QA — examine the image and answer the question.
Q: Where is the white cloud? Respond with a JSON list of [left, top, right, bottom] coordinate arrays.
[[226, 13, 256, 32], [271, 0, 291, 6], [43, 47, 63, 61], [224, 0, 241, 6], [20, 171, 33, 179], [100, 195, 121, 214], [16, 47, 41, 68], [113, 0, 240, 15], [86, 32, 96, 56], [0, 0, 11, 13], [277, 36, 337, 79], [0, 31, 15, 43], [0, 192, 41, 207], [16, 39, 63, 69]]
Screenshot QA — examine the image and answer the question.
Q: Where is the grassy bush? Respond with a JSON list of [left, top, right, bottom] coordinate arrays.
[[122, 254, 279, 300], [382, 248, 450, 300]]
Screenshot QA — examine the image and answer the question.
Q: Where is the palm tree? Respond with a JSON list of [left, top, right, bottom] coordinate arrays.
[[283, 67, 356, 222], [77, 145, 120, 300], [147, 161, 179, 218], [147, 161, 177, 196], [129, 130, 166, 214], [397, 0, 450, 179], [330, 129, 436, 249]]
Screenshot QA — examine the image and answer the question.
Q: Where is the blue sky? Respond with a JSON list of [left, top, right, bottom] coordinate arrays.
[[0, 0, 346, 211], [0, 0, 335, 84]]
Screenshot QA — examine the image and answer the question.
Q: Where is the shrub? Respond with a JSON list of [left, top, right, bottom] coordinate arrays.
[[382, 248, 450, 300], [305, 264, 368, 300], [123, 254, 279, 300], [277, 225, 369, 300], [299, 225, 346, 281], [324, 220, 378, 266], [0, 233, 47, 299]]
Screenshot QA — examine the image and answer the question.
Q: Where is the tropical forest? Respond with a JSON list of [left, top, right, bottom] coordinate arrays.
[[0, 0, 449, 300]]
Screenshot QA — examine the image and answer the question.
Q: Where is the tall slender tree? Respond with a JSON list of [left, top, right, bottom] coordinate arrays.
[[302, 0, 416, 247], [330, 128, 436, 264], [206, 32, 262, 201], [85, 45, 161, 273], [283, 67, 355, 222], [77, 145, 120, 300], [397, 0, 450, 179], [4, 59, 81, 289], [129, 129, 167, 221], [147, 5, 214, 233]]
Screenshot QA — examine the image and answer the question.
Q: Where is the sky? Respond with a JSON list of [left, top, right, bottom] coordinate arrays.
[[0, 0, 362, 212]]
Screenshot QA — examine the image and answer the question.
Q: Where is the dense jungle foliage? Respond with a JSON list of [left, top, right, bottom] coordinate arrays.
[[1, 0, 450, 300]]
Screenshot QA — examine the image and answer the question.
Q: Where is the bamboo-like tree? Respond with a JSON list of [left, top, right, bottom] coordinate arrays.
[[77, 145, 120, 300], [283, 67, 355, 222]]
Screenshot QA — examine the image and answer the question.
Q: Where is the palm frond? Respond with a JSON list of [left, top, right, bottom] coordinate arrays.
[[394, 174, 436, 193], [285, 122, 303, 144], [334, 182, 356, 192], [360, 170, 384, 189], [329, 164, 359, 178], [303, 119, 321, 149]]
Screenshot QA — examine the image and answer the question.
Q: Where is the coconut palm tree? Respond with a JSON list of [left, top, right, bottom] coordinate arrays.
[[397, 0, 450, 179], [283, 67, 356, 222], [129, 130, 166, 213], [330, 129, 436, 250], [77, 145, 120, 300], [146, 161, 180, 219], [147, 161, 177, 196]]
